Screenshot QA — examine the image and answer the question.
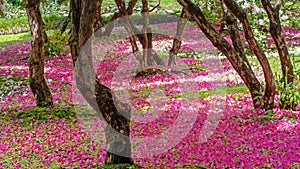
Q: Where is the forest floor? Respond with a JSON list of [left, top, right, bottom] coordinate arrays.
[[0, 19, 300, 169]]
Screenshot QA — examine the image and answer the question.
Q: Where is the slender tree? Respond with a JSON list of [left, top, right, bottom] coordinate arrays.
[[24, 0, 53, 107], [177, 0, 296, 110], [103, 0, 137, 36], [222, 0, 276, 110], [168, 8, 188, 66], [177, 0, 267, 109], [261, 0, 295, 109]]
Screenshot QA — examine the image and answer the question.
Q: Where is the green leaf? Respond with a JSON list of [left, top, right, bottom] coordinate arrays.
[[50, 163, 56, 168], [20, 159, 27, 166]]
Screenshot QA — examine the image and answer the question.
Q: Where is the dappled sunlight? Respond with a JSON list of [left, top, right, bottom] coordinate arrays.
[[0, 21, 300, 168]]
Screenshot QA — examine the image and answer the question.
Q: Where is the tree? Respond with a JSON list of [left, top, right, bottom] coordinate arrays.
[[69, 0, 190, 164], [260, 0, 295, 109], [24, 0, 53, 107], [94, 0, 103, 37], [176, 0, 294, 110], [69, 0, 132, 164], [168, 8, 189, 66]]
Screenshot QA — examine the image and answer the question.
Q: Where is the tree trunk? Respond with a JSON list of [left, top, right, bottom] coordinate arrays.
[[94, 0, 103, 37], [24, 0, 53, 107], [168, 8, 188, 66], [177, 0, 264, 109], [223, 0, 276, 110], [69, 0, 133, 164], [261, 0, 295, 110], [103, 0, 137, 36]]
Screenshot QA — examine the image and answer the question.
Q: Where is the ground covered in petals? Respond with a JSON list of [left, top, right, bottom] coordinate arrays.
[[0, 23, 300, 168]]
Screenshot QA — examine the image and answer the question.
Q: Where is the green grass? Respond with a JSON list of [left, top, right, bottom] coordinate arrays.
[[0, 29, 69, 47], [196, 84, 248, 98], [0, 106, 76, 126], [247, 55, 300, 75], [0, 32, 31, 46]]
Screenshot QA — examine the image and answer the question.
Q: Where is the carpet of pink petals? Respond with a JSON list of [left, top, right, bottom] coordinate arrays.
[[0, 24, 300, 168]]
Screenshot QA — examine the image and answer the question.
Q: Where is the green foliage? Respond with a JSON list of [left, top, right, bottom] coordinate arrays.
[[0, 17, 28, 34], [43, 14, 68, 30], [0, 76, 29, 98], [275, 68, 300, 109], [40, 0, 69, 16], [7, 0, 24, 6], [2, 2, 26, 18], [282, 2, 300, 29], [0, 14, 67, 34], [3, 0, 68, 18], [45, 29, 69, 57], [195, 0, 222, 25]]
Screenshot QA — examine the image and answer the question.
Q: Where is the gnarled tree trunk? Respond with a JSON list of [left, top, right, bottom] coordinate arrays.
[[69, 0, 133, 164], [24, 0, 53, 107]]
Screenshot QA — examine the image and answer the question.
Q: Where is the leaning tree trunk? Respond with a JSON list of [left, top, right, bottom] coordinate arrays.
[[261, 0, 295, 110], [168, 8, 188, 66], [103, 0, 137, 36], [24, 0, 53, 107], [177, 0, 265, 109], [70, 0, 133, 164]]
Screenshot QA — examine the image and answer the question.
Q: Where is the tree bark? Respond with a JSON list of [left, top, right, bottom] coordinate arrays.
[[94, 0, 103, 37], [24, 0, 53, 107], [103, 0, 137, 36], [168, 8, 188, 66], [261, 0, 295, 109], [114, 0, 144, 66], [69, 0, 133, 164], [222, 0, 276, 110], [177, 0, 264, 109]]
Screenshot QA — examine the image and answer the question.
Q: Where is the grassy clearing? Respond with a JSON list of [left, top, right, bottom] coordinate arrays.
[[101, 0, 180, 12], [198, 84, 248, 98], [0, 32, 31, 46]]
